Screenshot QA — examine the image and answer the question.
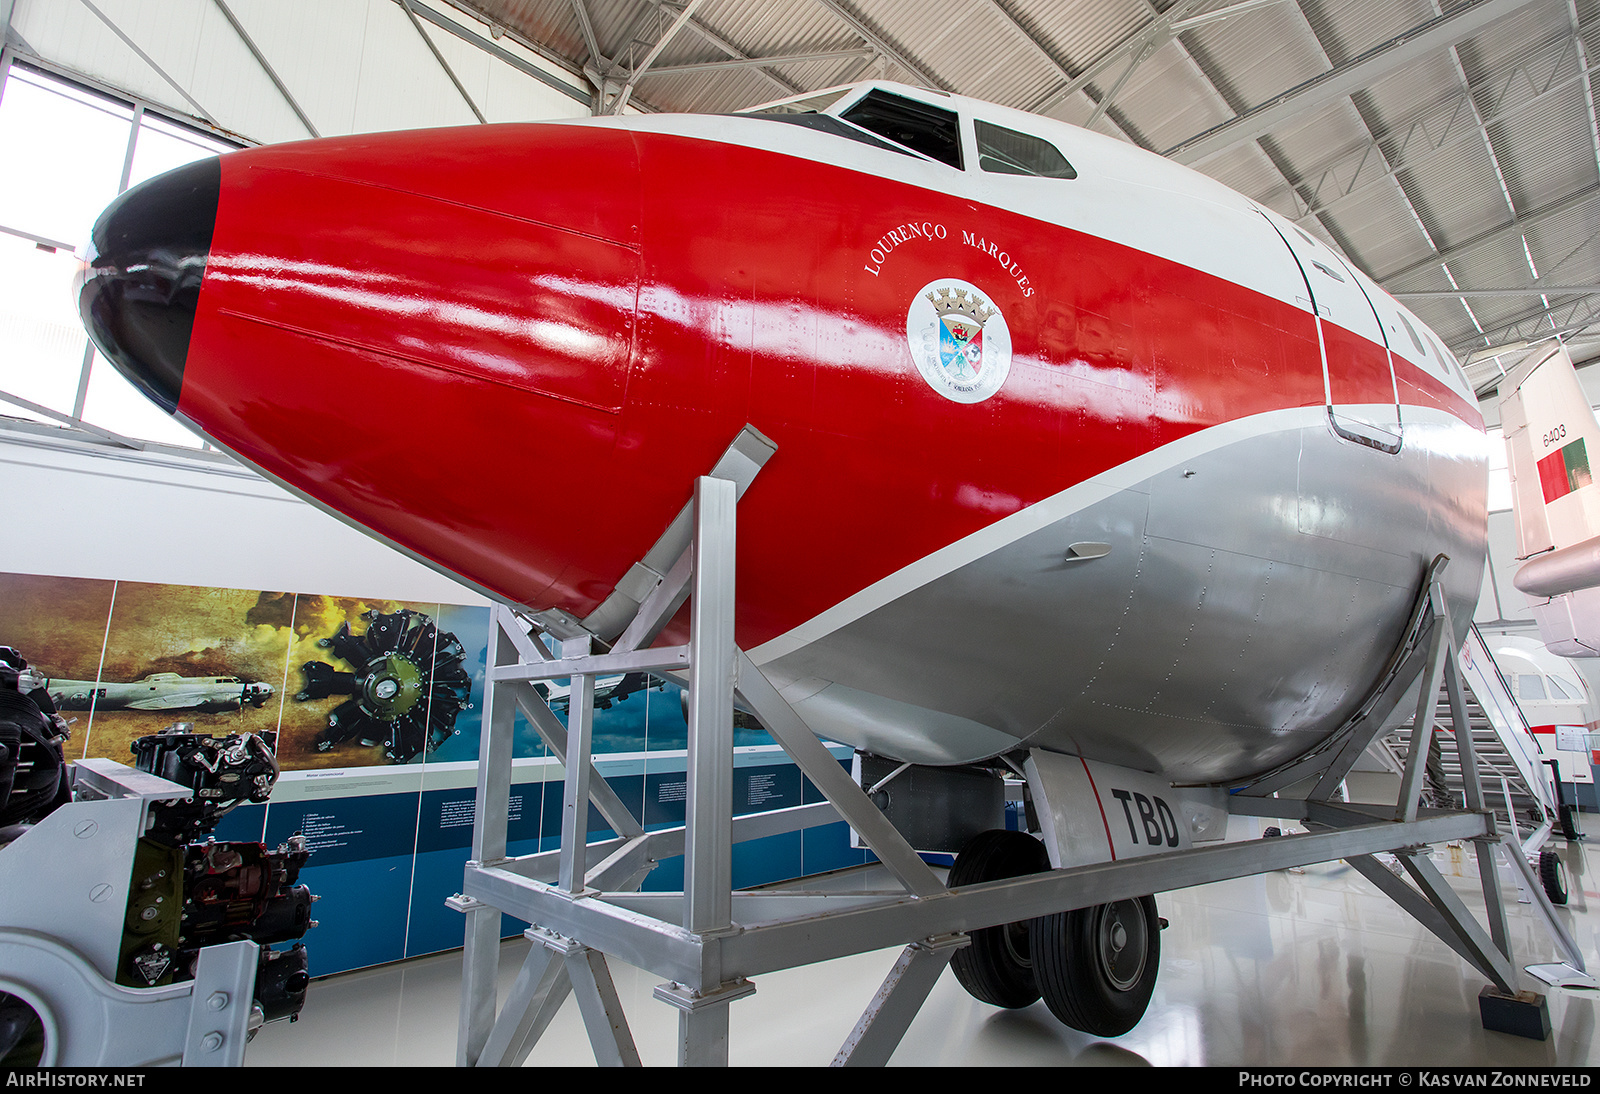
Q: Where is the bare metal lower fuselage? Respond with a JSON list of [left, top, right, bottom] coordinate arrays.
[[757, 404, 1488, 782]]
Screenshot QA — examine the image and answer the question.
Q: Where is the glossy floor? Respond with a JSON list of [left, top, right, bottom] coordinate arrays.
[[245, 816, 1600, 1067]]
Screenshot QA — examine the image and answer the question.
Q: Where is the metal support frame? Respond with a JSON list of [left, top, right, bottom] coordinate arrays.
[[831, 934, 965, 1067], [475, 926, 640, 1066], [454, 463, 1580, 1065], [1234, 559, 1584, 992]]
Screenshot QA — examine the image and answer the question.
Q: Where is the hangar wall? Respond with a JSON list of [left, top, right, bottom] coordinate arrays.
[[0, 0, 614, 451], [0, 426, 485, 602]]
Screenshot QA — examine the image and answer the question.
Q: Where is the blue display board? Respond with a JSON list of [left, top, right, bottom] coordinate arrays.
[[258, 755, 867, 976]]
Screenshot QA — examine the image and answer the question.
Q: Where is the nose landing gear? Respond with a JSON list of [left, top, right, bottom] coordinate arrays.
[[1030, 894, 1161, 1036], [946, 829, 1162, 1037], [946, 829, 1051, 1008]]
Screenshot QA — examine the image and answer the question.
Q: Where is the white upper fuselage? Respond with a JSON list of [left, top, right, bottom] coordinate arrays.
[[598, 81, 1474, 412]]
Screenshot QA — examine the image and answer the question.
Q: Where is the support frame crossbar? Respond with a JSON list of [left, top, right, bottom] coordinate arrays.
[[463, 809, 1491, 988]]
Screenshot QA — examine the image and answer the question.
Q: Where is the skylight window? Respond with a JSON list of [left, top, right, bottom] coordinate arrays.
[[0, 65, 236, 449]]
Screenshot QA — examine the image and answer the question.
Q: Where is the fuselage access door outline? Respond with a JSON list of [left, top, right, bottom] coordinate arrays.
[[1257, 209, 1403, 453]]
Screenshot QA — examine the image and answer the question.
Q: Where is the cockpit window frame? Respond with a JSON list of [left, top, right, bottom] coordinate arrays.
[[973, 119, 1077, 180], [838, 89, 964, 170]]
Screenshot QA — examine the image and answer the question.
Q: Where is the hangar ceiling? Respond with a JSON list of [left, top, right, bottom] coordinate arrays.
[[446, 0, 1600, 392]]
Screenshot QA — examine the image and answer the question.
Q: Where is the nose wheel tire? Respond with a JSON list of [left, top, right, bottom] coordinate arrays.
[[1030, 895, 1160, 1036], [1539, 849, 1569, 905], [947, 830, 1051, 1008]]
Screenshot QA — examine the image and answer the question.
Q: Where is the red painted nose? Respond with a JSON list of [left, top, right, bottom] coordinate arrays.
[[115, 126, 648, 609]]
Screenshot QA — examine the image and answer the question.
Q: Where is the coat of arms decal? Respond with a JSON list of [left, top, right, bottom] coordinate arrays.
[[905, 278, 1012, 403]]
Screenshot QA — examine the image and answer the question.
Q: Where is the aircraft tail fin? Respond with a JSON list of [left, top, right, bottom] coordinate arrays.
[[1499, 343, 1600, 655], [1500, 343, 1600, 556]]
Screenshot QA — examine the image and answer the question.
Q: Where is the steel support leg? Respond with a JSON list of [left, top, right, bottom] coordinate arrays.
[[1398, 850, 1518, 993], [457, 905, 504, 1067], [473, 929, 644, 1067], [734, 650, 944, 897], [1347, 854, 1499, 973], [1473, 834, 1514, 965], [684, 475, 736, 938], [1498, 835, 1586, 971], [679, 1006, 727, 1067], [1398, 612, 1452, 822], [476, 936, 573, 1067], [458, 440, 773, 1068], [558, 634, 596, 894], [458, 606, 520, 1065], [832, 935, 966, 1067], [654, 978, 756, 1067], [1435, 592, 1518, 966], [1341, 577, 1575, 1032], [562, 940, 642, 1066], [508, 678, 648, 852]]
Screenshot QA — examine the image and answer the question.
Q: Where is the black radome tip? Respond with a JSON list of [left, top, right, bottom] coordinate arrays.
[[77, 156, 221, 415]]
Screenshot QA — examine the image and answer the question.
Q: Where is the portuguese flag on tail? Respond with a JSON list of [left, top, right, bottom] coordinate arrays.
[[1538, 437, 1594, 503]]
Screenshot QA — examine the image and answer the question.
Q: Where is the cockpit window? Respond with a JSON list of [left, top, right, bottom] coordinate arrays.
[[976, 120, 1076, 179], [1426, 332, 1469, 387], [840, 90, 963, 169], [1399, 313, 1427, 357]]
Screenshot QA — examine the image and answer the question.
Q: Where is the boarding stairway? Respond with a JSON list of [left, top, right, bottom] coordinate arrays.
[[1373, 624, 1557, 841]]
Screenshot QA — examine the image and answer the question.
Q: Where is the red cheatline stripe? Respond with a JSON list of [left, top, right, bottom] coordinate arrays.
[[1079, 755, 1117, 863]]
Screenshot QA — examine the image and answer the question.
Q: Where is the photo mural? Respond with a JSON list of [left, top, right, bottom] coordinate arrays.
[[0, 571, 866, 975]]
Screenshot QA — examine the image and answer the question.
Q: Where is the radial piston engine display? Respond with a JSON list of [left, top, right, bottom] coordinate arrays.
[[0, 647, 71, 835], [131, 726, 279, 840], [296, 608, 471, 763], [119, 726, 315, 1024]]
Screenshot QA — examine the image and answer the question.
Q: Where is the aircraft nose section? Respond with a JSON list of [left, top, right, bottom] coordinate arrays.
[[77, 157, 221, 414]]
